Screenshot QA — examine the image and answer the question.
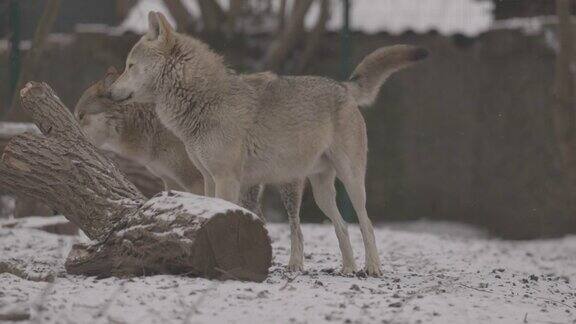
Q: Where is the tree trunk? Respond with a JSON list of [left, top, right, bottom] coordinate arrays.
[[227, 0, 245, 34], [277, 0, 287, 33], [263, 0, 314, 72], [162, 0, 195, 32], [553, 0, 576, 186], [0, 82, 272, 281], [295, 0, 330, 73], [6, 0, 61, 121], [115, 0, 138, 23], [197, 0, 227, 35]]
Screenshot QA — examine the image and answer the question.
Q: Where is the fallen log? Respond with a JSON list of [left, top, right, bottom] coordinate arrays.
[[0, 122, 165, 215], [0, 123, 53, 218], [0, 82, 272, 281]]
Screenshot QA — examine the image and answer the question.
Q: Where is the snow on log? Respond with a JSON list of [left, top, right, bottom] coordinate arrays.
[[66, 192, 271, 281], [0, 82, 272, 281]]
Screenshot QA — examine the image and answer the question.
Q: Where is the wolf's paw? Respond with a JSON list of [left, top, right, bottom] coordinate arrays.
[[365, 263, 383, 277], [341, 264, 357, 276], [287, 260, 304, 272]]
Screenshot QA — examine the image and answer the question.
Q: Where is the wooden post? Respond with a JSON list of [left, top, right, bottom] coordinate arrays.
[[337, 0, 356, 222]]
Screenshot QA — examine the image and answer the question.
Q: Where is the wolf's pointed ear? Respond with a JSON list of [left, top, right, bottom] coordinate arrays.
[[147, 11, 174, 50]]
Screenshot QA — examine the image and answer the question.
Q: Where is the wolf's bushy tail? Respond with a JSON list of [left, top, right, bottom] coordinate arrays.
[[344, 45, 428, 107]]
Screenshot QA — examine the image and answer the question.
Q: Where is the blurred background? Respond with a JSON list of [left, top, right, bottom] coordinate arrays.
[[1, 0, 575, 239]]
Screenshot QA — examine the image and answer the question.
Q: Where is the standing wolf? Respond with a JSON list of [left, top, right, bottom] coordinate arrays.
[[109, 12, 428, 276]]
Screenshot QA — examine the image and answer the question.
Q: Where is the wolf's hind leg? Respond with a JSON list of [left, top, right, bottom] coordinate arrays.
[[330, 151, 382, 277], [278, 179, 305, 272], [309, 169, 357, 274]]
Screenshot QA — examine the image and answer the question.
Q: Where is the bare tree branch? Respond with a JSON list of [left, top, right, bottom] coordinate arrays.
[[263, 0, 314, 71]]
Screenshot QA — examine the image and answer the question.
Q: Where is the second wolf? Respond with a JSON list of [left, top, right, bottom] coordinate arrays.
[[108, 12, 428, 276]]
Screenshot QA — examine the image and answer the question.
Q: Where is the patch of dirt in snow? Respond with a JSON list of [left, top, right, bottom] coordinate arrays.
[[0, 222, 575, 324]]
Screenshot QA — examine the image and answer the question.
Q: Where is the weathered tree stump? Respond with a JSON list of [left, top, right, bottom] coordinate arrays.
[[0, 82, 272, 281]]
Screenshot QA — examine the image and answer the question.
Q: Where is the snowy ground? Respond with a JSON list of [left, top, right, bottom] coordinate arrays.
[[0, 218, 575, 324]]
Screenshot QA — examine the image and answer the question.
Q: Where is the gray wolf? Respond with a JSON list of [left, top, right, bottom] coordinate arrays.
[[108, 11, 428, 276], [75, 66, 203, 194]]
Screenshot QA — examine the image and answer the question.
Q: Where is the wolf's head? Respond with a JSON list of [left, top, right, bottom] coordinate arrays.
[[109, 11, 226, 107], [108, 11, 176, 104], [75, 67, 122, 147]]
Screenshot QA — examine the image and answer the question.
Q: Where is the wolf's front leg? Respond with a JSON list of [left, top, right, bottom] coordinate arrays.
[[214, 175, 241, 204], [186, 149, 215, 197], [203, 176, 216, 197]]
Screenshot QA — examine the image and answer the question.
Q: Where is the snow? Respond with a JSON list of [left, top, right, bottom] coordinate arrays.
[[1, 219, 575, 324], [0, 122, 40, 138], [0, 215, 69, 230], [384, 219, 489, 239], [141, 191, 259, 222], [120, 0, 493, 37], [118, 0, 180, 34]]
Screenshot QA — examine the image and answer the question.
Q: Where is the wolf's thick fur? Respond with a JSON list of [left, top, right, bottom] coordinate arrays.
[[75, 67, 203, 194], [109, 12, 428, 275]]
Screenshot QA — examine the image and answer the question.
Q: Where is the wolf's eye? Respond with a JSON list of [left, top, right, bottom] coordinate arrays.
[[128, 63, 134, 69]]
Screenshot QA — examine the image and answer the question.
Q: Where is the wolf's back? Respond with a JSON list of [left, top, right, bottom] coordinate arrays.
[[344, 45, 428, 107]]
